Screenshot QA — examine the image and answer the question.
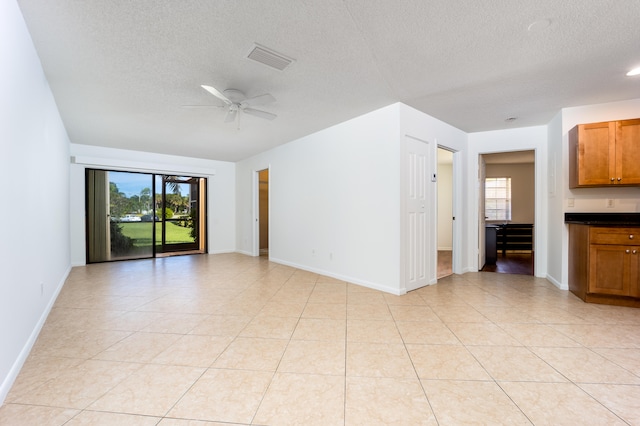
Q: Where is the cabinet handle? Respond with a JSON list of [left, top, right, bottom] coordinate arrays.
[[618, 177, 622, 181], [611, 178, 615, 182], [634, 250, 638, 254], [630, 235, 635, 239], [626, 249, 631, 254]]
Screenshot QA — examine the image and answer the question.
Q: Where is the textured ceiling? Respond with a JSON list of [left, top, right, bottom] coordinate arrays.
[[16, 0, 640, 161]]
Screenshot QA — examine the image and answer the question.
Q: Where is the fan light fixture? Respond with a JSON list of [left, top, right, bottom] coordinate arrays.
[[200, 85, 277, 129]]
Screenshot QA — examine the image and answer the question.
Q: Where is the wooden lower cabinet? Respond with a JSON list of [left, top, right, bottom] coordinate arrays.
[[589, 244, 640, 296], [569, 224, 640, 306]]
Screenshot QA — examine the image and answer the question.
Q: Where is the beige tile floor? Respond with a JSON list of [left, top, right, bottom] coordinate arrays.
[[2, 253, 640, 425]]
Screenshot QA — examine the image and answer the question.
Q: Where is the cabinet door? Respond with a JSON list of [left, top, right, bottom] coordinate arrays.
[[616, 119, 640, 185], [630, 248, 640, 298], [577, 122, 616, 186], [589, 245, 630, 296]]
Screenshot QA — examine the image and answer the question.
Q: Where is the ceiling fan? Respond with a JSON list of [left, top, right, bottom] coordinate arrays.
[[200, 85, 277, 126]]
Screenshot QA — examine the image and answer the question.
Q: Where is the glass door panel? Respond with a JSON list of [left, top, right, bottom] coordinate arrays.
[[155, 175, 203, 253], [86, 170, 154, 262]]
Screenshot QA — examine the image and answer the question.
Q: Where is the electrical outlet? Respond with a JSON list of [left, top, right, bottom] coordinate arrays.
[[567, 198, 575, 207], [606, 199, 614, 208]]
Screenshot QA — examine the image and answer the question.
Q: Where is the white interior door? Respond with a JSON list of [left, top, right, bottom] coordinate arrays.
[[478, 154, 486, 270], [404, 136, 432, 291]]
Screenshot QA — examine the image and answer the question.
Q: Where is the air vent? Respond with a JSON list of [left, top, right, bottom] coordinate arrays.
[[246, 43, 294, 71]]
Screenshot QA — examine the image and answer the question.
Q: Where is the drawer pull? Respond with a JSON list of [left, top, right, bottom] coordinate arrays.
[[611, 178, 615, 182], [630, 235, 635, 239], [626, 249, 631, 254], [618, 177, 622, 181], [634, 250, 638, 255]]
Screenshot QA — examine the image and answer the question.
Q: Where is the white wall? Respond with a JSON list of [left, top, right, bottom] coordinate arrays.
[[69, 144, 236, 265], [486, 163, 535, 224], [235, 103, 469, 294], [468, 126, 548, 278], [236, 104, 403, 293], [546, 111, 565, 287], [550, 98, 640, 288], [0, 0, 71, 403]]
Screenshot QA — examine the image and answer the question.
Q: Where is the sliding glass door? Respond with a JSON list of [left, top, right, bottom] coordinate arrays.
[[86, 169, 207, 263]]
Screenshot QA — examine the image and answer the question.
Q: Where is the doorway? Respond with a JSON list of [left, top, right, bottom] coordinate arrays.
[[86, 169, 207, 263], [479, 151, 535, 275], [257, 169, 269, 257], [156, 175, 207, 256], [437, 148, 454, 278]]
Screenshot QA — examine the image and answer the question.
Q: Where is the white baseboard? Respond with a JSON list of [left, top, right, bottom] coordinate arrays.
[[208, 249, 237, 255], [233, 249, 254, 256], [268, 257, 404, 295], [0, 265, 71, 405], [546, 274, 568, 290]]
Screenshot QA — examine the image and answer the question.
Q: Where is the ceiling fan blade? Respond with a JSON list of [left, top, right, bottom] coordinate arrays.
[[181, 104, 224, 109], [224, 109, 237, 123], [201, 85, 232, 105], [243, 107, 277, 121], [240, 93, 276, 107]]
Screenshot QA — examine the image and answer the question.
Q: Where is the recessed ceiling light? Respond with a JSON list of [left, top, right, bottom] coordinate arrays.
[[527, 19, 551, 32], [626, 67, 640, 76]]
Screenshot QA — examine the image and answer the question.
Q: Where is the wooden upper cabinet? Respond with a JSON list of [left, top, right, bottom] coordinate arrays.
[[569, 121, 615, 187], [569, 119, 640, 187], [615, 119, 640, 185]]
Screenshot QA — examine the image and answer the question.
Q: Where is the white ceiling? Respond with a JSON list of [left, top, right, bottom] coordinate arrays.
[[16, 0, 640, 162]]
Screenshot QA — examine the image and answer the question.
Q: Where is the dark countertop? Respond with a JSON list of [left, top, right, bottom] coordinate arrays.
[[565, 212, 640, 225]]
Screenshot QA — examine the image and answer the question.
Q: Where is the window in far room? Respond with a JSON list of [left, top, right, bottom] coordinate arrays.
[[485, 177, 511, 221]]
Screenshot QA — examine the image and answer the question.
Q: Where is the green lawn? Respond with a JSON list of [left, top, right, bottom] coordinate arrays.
[[119, 221, 195, 247]]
